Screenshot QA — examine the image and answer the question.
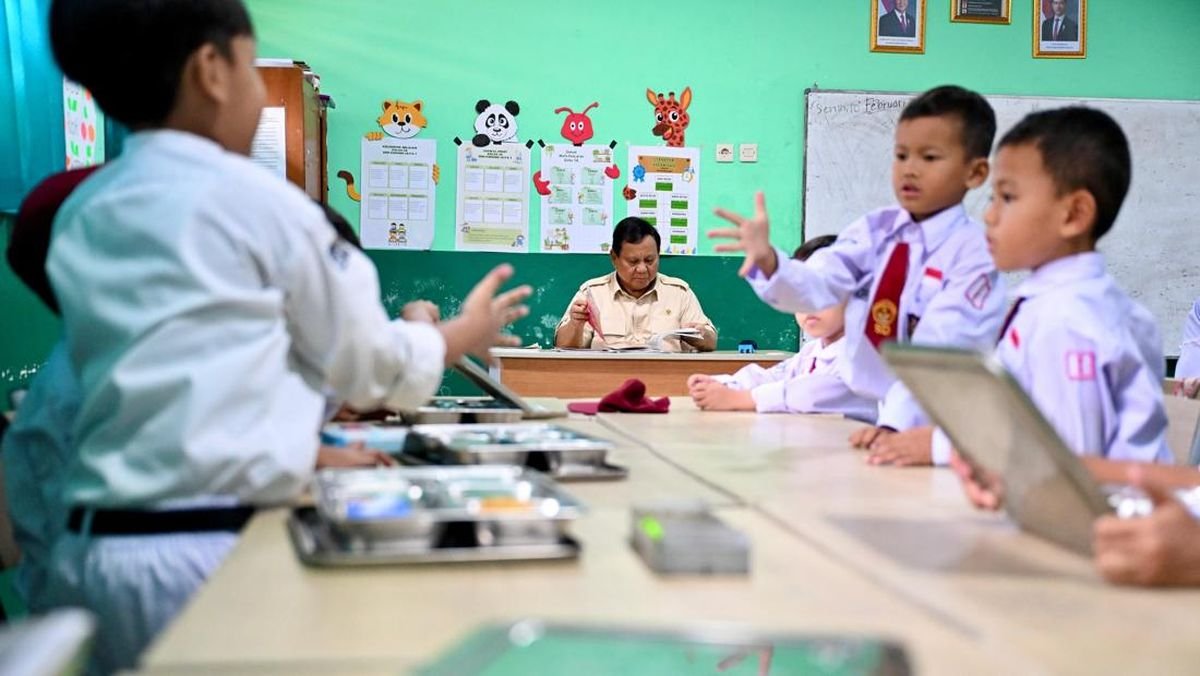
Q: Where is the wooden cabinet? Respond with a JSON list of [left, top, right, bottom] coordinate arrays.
[[256, 62, 328, 202]]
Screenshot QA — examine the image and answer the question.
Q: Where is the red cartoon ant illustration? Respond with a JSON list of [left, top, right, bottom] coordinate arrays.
[[557, 102, 599, 145], [532, 102, 620, 196]]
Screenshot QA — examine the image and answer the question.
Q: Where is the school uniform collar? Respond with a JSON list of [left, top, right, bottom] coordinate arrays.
[[1016, 252, 1106, 298], [886, 203, 965, 253], [816, 335, 843, 360], [123, 129, 227, 160]]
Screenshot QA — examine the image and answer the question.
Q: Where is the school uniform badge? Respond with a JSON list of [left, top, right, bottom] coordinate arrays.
[[871, 299, 898, 337], [964, 273, 992, 310], [328, 241, 351, 269], [1065, 351, 1097, 381]]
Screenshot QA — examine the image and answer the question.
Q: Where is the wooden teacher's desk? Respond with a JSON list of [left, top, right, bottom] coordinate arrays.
[[489, 347, 792, 398], [142, 402, 1200, 675]]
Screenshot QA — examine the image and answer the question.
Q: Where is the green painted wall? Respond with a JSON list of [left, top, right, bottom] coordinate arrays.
[[3, 0, 1198, 388]]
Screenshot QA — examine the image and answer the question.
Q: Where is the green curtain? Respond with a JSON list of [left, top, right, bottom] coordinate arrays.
[[1, 0, 61, 213]]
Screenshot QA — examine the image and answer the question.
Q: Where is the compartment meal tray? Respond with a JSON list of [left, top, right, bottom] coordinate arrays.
[[287, 507, 581, 567], [398, 397, 524, 425], [401, 423, 627, 481]]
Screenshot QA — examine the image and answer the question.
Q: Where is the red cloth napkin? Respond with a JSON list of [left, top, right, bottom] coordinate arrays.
[[568, 379, 671, 415]]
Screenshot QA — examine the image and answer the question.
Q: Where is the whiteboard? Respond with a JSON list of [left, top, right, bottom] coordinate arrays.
[[803, 88, 1200, 355]]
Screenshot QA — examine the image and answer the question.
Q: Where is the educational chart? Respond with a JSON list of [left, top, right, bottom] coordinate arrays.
[[538, 144, 617, 253], [624, 145, 700, 255], [63, 79, 103, 169], [455, 144, 531, 252], [359, 137, 437, 249]]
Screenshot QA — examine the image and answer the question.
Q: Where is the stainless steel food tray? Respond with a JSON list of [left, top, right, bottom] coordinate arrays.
[[403, 424, 627, 481], [313, 466, 585, 544], [287, 507, 582, 567], [397, 397, 524, 425]]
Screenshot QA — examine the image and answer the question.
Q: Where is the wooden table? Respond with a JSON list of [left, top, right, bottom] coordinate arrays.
[[142, 401, 1200, 675], [489, 348, 792, 397]]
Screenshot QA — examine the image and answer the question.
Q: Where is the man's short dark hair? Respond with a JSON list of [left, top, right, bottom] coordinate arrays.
[[792, 235, 837, 262], [50, 0, 255, 128], [900, 85, 997, 160], [998, 107, 1130, 241], [611, 217, 661, 256]]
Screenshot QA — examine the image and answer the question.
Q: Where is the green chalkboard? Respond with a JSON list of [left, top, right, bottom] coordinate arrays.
[[368, 250, 798, 353], [0, 215, 795, 394], [0, 216, 62, 390]]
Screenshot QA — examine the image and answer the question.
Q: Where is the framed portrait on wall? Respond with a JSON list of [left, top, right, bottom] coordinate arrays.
[[871, 0, 926, 54], [951, 0, 1011, 24], [1034, 0, 1087, 58]]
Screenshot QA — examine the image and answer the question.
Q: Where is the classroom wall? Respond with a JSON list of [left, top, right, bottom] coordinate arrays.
[[2, 0, 1198, 389]]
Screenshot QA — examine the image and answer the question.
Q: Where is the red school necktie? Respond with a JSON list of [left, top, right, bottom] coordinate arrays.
[[865, 242, 909, 350]]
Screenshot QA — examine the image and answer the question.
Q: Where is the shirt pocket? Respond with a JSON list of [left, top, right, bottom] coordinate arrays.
[[647, 304, 683, 335], [598, 306, 628, 338], [906, 267, 945, 332]]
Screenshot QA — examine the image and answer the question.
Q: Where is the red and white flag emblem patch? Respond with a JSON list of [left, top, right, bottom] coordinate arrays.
[[1065, 351, 1097, 381]]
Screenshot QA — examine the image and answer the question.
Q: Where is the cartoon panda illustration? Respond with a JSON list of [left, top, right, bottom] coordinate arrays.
[[470, 99, 519, 147]]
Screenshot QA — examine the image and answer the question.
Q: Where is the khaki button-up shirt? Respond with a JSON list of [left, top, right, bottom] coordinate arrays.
[[556, 272, 716, 351]]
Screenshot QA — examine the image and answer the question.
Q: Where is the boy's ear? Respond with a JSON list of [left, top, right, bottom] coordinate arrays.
[[965, 157, 989, 190], [1059, 188, 1098, 240], [190, 43, 232, 105]]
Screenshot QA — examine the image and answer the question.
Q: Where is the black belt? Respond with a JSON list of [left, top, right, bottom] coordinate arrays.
[[67, 505, 256, 536]]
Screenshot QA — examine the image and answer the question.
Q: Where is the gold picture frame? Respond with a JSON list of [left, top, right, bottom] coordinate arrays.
[[870, 0, 927, 55], [1034, 0, 1087, 58], [951, 0, 1012, 24]]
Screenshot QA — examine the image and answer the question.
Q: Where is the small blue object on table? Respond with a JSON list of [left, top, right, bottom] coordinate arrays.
[[737, 340, 757, 354]]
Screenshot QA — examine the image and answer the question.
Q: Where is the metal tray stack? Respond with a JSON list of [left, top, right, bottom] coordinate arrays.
[[401, 423, 628, 481], [397, 397, 524, 425], [288, 466, 586, 566]]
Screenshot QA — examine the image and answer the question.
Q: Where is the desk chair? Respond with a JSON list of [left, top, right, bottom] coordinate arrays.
[[1164, 394, 1200, 466]]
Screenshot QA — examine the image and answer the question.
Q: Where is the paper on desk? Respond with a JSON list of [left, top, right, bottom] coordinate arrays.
[[648, 328, 702, 351]]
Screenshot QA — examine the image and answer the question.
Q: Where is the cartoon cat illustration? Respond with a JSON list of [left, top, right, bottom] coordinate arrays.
[[368, 100, 427, 140], [338, 98, 440, 201]]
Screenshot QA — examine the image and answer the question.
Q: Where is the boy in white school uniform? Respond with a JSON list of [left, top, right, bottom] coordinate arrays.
[[710, 85, 1005, 464], [685, 235, 877, 422], [43, 1, 530, 672], [1175, 297, 1200, 379], [950, 107, 1180, 584], [975, 107, 1170, 464]]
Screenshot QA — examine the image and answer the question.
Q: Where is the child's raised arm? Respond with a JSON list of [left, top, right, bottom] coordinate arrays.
[[710, 192, 778, 278], [439, 264, 532, 365]]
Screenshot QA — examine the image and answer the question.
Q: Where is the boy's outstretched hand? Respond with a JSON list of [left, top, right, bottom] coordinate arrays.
[[689, 379, 755, 411], [849, 425, 894, 449], [1093, 466, 1200, 587], [866, 426, 933, 467], [710, 192, 779, 278], [949, 450, 1004, 511], [440, 264, 531, 365]]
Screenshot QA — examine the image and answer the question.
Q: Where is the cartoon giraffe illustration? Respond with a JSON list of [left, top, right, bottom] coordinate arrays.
[[645, 87, 692, 147]]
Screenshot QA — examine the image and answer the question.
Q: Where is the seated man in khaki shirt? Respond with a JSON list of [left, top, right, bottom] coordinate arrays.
[[554, 217, 717, 351]]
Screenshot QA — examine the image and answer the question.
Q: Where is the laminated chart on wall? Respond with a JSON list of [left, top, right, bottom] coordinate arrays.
[[455, 144, 531, 252], [360, 137, 437, 249], [63, 79, 103, 169], [249, 106, 287, 179], [625, 145, 700, 255], [539, 144, 617, 253]]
